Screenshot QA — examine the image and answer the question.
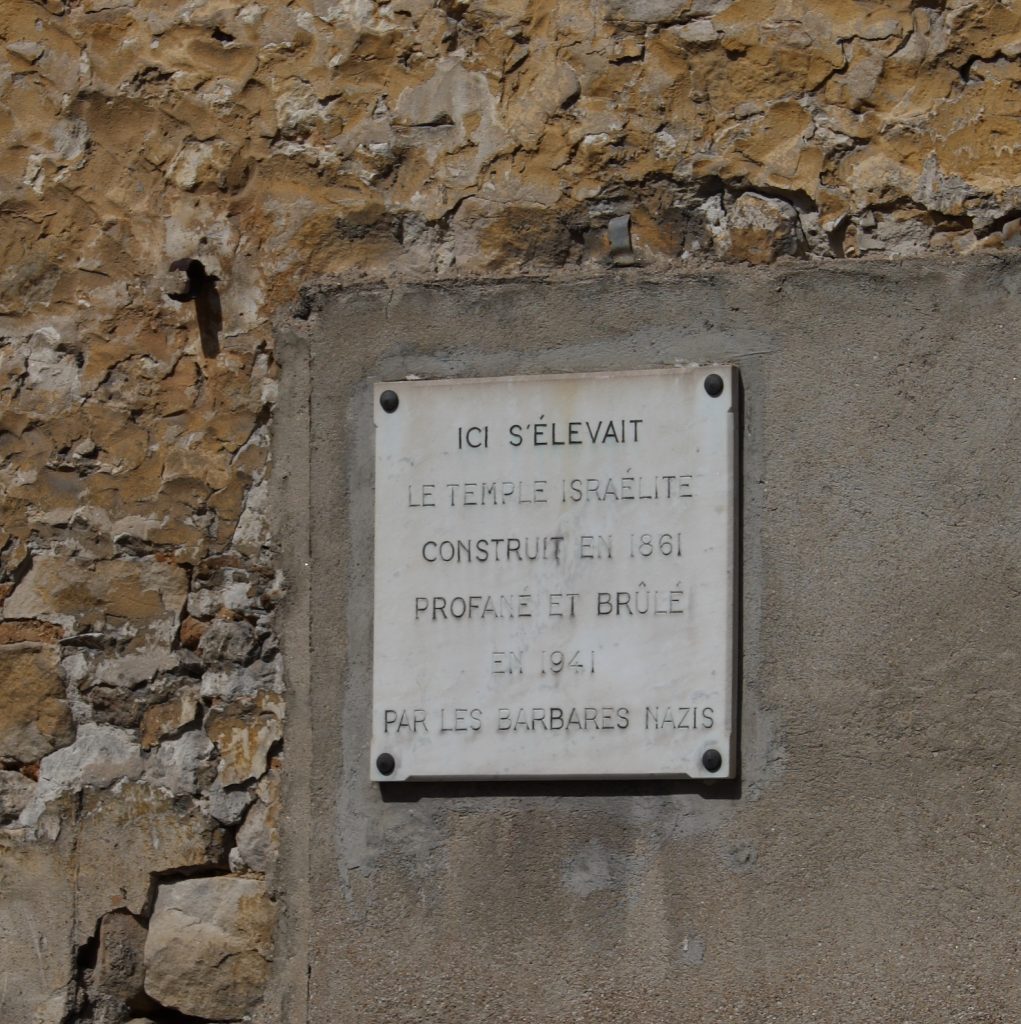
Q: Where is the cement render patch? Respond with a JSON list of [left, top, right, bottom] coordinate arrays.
[[275, 260, 1021, 1022]]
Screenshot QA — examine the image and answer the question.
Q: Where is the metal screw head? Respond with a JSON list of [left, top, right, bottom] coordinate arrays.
[[704, 373, 724, 398], [702, 749, 723, 773], [379, 389, 399, 413], [376, 752, 396, 776]]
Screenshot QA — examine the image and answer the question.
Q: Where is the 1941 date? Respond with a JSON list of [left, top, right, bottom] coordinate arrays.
[[491, 649, 596, 675]]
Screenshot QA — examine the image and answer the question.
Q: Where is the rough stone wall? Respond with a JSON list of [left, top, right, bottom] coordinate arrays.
[[2, 0, 1021, 1022]]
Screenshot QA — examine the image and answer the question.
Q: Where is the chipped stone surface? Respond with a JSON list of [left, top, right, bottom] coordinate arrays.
[[3, 557, 187, 639], [0, 769, 36, 825], [74, 782, 228, 944], [712, 192, 807, 264], [0, 829, 76, 1024], [139, 688, 200, 749], [231, 766, 279, 875], [206, 692, 283, 787], [206, 778, 255, 827], [0, 643, 75, 763], [0, 0, 1017, 349], [144, 728, 215, 796], [143, 876, 274, 1021], [198, 617, 260, 664], [25, 724, 143, 823], [89, 911, 152, 1022]]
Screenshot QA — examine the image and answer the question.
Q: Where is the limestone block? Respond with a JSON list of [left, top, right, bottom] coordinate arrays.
[[0, 643, 75, 762], [206, 778, 255, 826], [0, 769, 36, 825], [2, 556, 187, 642], [206, 692, 283, 787], [74, 782, 228, 944], [198, 617, 259, 664], [92, 911, 149, 1014], [716, 193, 806, 264], [139, 689, 200, 749], [200, 655, 284, 701], [30, 723, 142, 814], [603, 0, 697, 24], [144, 729, 215, 796], [0, 832, 75, 1024], [143, 876, 274, 1020], [231, 767, 279, 874]]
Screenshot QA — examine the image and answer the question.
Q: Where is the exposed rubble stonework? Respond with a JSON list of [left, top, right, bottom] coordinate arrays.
[[2, 0, 1021, 1021]]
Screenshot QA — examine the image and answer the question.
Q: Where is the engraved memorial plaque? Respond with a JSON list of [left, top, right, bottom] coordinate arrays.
[[371, 368, 738, 781]]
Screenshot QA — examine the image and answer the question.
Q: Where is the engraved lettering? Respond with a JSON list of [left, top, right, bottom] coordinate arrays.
[[408, 483, 436, 507], [644, 706, 716, 730]]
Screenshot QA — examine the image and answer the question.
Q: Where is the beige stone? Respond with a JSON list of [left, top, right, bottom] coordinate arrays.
[[0, 829, 75, 1024], [717, 192, 806, 264], [139, 690, 200, 750], [0, 643, 75, 763], [206, 692, 283, 786], [0, 620, 63, 644], [232, 766, 279, 874], [0, 769, 36, 824], [178, 615, 207, 650], [2, 557, 187, 641], [91, 911, 149, 1017], [143, 876, 274, 1020], [74, 782, 228, 943]]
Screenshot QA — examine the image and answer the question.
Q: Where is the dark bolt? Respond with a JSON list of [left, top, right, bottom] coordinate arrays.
[[379, 390, 399, 413], [376, 752, 396, 776], [702, 749, 723, 773], [704, 373, 724, 398]]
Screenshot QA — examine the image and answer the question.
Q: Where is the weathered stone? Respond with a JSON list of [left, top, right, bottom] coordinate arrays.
[[3, 557, 187, 642], [206, 692, 283, 786], [187, 569, 261, 619], [198, 617, 259, 664], [231, 766, 279, 874], [90, 911, 150, 1019], [206, 778, 255, 826], [74, 782, 228, 944], [0, 643, 75, 763], [78, 670, 196, 731], [604, 0, 700, 25], [671, 18, 719, 43], [87, 646, 180, 692], [139, 689, 200, 749], [0, 829, 75, 1024], [144, 728, 215, 796], [178, 615, 207, 650], [232, 477, 272, 556], [0, 769, 36, 825], [201, 654, 283, 700], [0, 620, 63, 644], [28, 723, 142, 821], [714, 193, 807, 264], [143, 876, 274, 1020]]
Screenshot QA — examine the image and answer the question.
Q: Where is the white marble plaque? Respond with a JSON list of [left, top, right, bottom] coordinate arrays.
[[371, 367, 737, 781]]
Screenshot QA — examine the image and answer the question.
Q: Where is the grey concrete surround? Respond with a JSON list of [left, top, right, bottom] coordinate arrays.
[[273, 259, 1021, 1022]]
